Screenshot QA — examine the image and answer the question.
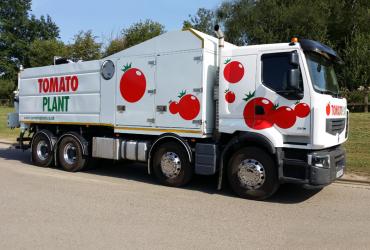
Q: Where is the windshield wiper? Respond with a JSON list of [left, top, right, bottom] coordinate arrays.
[[318, 89, 340, 97]]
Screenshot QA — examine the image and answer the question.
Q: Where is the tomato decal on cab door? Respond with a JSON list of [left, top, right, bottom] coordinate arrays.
[[272, 106, 297, 129], [225, 89, 236, 103], [243, 91, 275, 130], [242, 91, 311, 130], [223, 59, 244, 84], [169, 90, 200, 121], [120, 63, 146, 103], [294, 102, 311, 118]]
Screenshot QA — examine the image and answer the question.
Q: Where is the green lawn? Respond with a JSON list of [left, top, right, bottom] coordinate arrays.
[[0, 107, 369, 175], [0, 106, 19, 139], [345, 113, 370, 176]]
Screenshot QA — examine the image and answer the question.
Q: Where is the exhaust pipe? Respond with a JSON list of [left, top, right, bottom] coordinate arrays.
[[213, 25, 224, 139], [214, 24, 224, 48], [214, 24, 224, 77]]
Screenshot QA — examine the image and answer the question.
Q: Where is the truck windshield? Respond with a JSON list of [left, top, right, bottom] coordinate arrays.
[[305, 52, 339, 96]]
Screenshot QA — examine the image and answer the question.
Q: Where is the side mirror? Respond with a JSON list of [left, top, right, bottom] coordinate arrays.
[[288, 68, 300, 90], [290, 51, 299, 66]]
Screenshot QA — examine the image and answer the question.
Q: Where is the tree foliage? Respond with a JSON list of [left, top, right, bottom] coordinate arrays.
[[0, 0, 59, 74], [0, 0, 59, 98], [122, 20, 165, 49], [103, 36, 126, 57], [210, 0, 369, 90], [29, 39, 68, 67], [69, 30, 102, 61], [103, 19, 165, 57], [183, 8, 216, 35]]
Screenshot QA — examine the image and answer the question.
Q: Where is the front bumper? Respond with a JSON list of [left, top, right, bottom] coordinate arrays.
[[279, 146, 346, 187]]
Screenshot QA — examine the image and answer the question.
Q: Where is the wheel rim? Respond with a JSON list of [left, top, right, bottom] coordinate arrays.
[[36, 140, 49, 161], [63, 143, 77, 165], [160, 152, 181, 178], [237, 159, 266, 189]]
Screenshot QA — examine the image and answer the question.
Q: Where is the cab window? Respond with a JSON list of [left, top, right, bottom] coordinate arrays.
[[261, 52, 303, 93]]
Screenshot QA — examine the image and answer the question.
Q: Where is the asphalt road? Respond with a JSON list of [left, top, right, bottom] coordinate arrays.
[[0, 142, 370, 250]]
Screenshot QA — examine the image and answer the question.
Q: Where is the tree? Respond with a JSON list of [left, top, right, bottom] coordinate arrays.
[[341, 33, 370, 90], [0, 79, 16, 99], [29, 39, 68, 67], [183, 8, 216, 35], [0, 0, 60, 72], [69, 30, 101, 61], [216, 0, 331, 45], [213, 0, 370, 90], [122, 20, 165, 49], [0, 0, 59, 98], [103, 36, 126, 57]]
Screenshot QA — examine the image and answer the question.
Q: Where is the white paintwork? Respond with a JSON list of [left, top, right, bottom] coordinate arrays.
[[218, 42, 347, 149], [19, 60, 101, 124], [115, 56, 156, 127], [16, 28, 347, 150]]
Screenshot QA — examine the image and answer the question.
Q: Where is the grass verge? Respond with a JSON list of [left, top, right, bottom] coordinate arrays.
[[0, 107, 19, 139], [344, 113, 370, 176]]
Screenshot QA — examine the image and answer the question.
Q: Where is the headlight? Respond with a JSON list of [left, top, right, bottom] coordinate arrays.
[[308, 154, 331, 168]]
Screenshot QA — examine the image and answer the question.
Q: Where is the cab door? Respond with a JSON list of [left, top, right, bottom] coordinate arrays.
[[255, 50, 311, 140], [115, 56, 156, 127]]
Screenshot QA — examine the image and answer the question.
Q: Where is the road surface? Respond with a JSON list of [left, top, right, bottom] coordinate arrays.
[[0, 142, 369, 249]]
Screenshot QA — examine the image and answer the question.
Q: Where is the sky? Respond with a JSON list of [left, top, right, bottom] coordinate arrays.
[[30, 0, 222, 45]]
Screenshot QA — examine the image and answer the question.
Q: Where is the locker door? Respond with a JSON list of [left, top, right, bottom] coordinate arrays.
[[115, 56, 156, 127], [155, 51, 203, 129]]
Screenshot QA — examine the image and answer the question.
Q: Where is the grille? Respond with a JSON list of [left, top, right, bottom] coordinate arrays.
[[326, 118, 345, 135]]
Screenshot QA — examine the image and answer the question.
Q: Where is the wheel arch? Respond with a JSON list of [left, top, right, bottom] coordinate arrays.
[[31, 129, 56, 154], [148, 133, 192, 174], [217, 131, 277, 190], [54, 132, 89, 167]]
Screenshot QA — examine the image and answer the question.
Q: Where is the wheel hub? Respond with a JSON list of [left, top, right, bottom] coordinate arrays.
[[160, 152, 181, 178], [237, 159, 265, 189], [36, 140, 49, 161], [63, 143, 77, 165]]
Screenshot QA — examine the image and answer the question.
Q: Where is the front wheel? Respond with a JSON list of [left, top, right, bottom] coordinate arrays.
[[58, 135, 87, 172], [152, 142, 193, 187], [227, 147, 279, 200]]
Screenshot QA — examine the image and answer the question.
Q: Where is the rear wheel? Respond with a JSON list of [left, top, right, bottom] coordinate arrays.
[[31, 132, 53, 167], [152, 142, 193, 187], [58, 135, 87, 172], [227, 147, 279, 200]]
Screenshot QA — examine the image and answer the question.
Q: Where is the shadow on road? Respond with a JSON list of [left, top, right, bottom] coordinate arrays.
[[0, 145, 321, 204]]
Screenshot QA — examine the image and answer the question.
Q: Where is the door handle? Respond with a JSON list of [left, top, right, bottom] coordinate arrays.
[[156, 105, 167, 112], [117, 105, 126, 112]]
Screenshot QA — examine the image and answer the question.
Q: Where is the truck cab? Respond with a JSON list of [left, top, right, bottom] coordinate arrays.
[[217, 37, 347, 198]]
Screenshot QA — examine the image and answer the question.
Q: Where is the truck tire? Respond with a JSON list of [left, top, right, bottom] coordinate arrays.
[[227, 147, 279, 200], [58, 135, 87, 172], [31, 132, 53, 167], [152, 142, 193, 187]]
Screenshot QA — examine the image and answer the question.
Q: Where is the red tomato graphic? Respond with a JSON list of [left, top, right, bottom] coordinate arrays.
[[294, 103, 310, 118], [223, 61, 244, 84], [326, 103, 331, 116], [225, 90, 236, 103], [120, 67, 146, 103], [169, 101, 179, 114], [243, 97, 274, 130], [178, 94, 200, 120], [273, 106, 297, 129]]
